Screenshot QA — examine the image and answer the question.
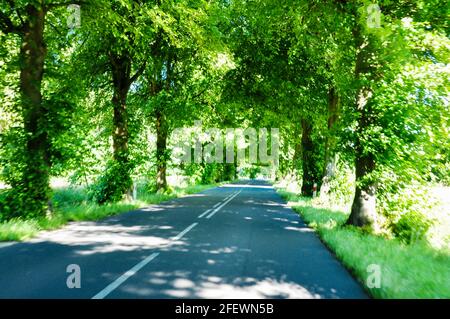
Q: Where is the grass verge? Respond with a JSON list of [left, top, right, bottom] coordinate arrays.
[[276, 188, 450, 299], [0, 183, 219, 242]]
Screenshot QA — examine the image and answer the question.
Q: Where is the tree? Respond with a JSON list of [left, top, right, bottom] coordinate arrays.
[[0, 0, 85, 217], [77, 0, 149, 203], [140, 0, 225, 192], [343, 0, 449, 229]]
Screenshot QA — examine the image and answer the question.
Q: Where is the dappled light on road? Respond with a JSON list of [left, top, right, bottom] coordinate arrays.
[[32, 223, 173, 255], [0, 180, 367, 299]]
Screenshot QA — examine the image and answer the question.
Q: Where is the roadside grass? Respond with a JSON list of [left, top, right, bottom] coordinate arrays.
[[0, 183, 219, 242], [0, 219, 41, 241], [277, 188, 450, 299]]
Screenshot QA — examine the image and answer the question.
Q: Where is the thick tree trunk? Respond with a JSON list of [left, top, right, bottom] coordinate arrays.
[[155, 109, 168, 192], [292, 124, 302, 172], [347, 85, 378, 228], [301, 119, 315, 196], [19, 4, 51, 217], [112, 91, 129, 162], [96, 51, 144, 203], [320, 87, 339, 197], [110, 55, 131, 162], [346, 25, 378, 229], [347, 154, 377, 227], [106, 53, 134, 201], [151, 55, 172, 193]]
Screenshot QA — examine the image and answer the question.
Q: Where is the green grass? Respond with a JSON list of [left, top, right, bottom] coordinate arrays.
[[277, 188, 450, 299], [0, 219, 41, 241], [0, 183, 219, 242]]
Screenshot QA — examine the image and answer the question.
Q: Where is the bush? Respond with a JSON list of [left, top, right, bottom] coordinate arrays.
[[52, 187, 87, 208], [323, 162, 355, 206], [89, 159, 133, 204], [378, 184, 439, 243], [391, 211, 434, 244]]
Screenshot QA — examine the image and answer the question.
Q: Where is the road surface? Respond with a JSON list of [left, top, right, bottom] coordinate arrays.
[[0, 180, 367, 299]]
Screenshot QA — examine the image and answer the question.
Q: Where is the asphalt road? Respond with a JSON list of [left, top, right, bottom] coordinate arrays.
[[0, 180, 367, 299]]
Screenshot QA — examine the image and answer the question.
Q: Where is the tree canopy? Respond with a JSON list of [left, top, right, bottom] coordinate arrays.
[[0, 0, 448, 233]]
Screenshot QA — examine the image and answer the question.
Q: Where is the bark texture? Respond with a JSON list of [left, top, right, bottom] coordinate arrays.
[[19, 4, 51, 217], [320, 87, 340, 197], [301, 119, 315, 196], [346, 25, 378, 229]]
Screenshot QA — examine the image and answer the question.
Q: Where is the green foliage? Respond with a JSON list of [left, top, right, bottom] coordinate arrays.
[[0, 0, 447, 280], [200, 163, 226, 184], [377, 171, 441, 239], [278, 187, 450, 298], [89, 159, 133, 204], [248, 166, 261, 179], [0, 218, 40, 241], [52, 187, 88, 208], [321, 161, 356, 208], [61, 203, 139, 222], [180, 163, 232, 185], [391, 211, 434, 244], [0, 182, 218, 241]]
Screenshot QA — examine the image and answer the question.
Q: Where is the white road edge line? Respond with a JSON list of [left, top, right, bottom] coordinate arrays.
[[92, 252, 160, 300], [206, 190, 242, 219], [92, 222, 198, 299]]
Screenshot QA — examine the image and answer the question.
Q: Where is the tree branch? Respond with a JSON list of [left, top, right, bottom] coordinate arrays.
[[129, 60, 148, 85], [5, 0, 24, 26], [0, 10, 20, 34]]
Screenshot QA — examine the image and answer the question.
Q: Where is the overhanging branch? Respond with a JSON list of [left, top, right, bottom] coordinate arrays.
[[129, 60, 148, 85], [0, 10, 21, 34]]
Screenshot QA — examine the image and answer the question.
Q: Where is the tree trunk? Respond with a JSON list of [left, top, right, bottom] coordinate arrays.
[[292, 123, 302, 173], [152, 55, 173, 193], [96, 51, 144, 204], [148, 74, 167, 191], [346, 25, 378, 229], [301, 119, 315, 196], [110, 55, 131, 162], [347, 154, 377, 227], [155, 109, 168, 192], [107, 53, 134, 201], [19, 4, 51, 217], [347, 84, 378, 228], [320, 87, 339, 197]]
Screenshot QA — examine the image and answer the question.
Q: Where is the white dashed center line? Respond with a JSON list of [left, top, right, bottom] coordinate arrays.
[[171, 222, 198, 241], [206, 190, 242, 219], [92, 187, 243, 299], [198, 209, 212, 218], [92, 222, 199, 299]]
